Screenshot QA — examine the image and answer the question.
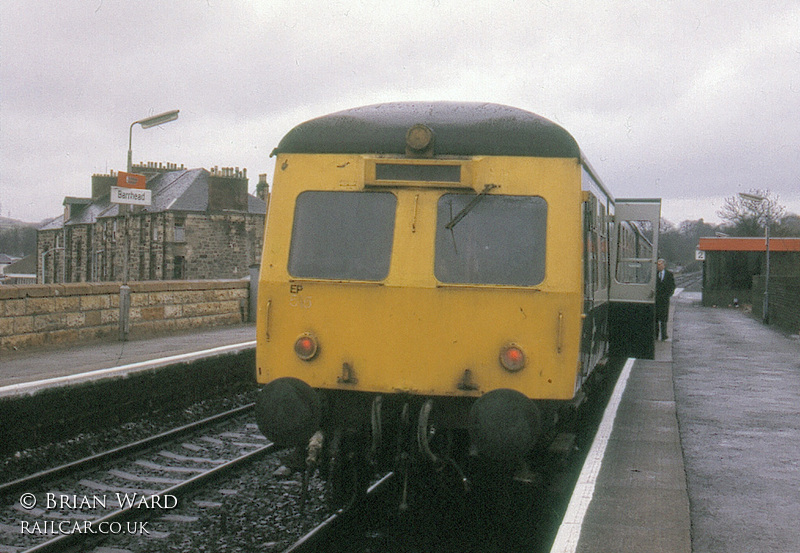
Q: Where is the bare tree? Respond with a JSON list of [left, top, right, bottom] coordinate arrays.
[[658, 217, 718, 270], [717, 189, 786, 237], [778, 214, 800, 237]]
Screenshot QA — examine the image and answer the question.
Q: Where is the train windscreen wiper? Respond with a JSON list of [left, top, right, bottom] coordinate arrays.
[[445, 184, 498, 230]]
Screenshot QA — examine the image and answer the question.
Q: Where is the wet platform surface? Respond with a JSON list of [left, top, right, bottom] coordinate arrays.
[[0, 324, 255, 388], [672, 294, 800, 552], [554, 291, 800, 553]]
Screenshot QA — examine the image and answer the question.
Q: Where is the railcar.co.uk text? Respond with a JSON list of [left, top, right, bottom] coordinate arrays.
[[17, 492, 178, 535]]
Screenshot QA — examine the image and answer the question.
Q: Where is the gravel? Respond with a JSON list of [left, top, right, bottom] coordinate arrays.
[[106, 449, 332, 552], [1, 387, 337, 552], [1, 389, 259, 483]]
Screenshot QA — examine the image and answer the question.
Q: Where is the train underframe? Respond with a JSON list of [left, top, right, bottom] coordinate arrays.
[[255, 370, 613, 509]]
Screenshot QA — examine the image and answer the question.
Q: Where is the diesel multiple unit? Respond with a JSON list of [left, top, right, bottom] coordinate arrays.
[[254, 102, 660, 504]]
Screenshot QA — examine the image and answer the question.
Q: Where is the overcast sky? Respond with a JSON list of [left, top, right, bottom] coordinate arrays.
[[1, 0, 798, 225]]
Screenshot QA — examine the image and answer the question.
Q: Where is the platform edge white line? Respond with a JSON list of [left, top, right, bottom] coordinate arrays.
[[549, 357, 636, 553], [0, 341, 257, 398]]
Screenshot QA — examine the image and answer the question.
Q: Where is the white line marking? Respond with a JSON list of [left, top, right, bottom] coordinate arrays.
[[549, 357, 636, 553], [0, 341, 256, 398]]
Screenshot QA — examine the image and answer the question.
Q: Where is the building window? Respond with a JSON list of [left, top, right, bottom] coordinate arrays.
[[173, 256, 185, 279], [174, 216, 186, 243]]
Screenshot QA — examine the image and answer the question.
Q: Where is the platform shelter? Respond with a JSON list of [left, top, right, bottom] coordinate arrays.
[[697, 237, 800, 327]]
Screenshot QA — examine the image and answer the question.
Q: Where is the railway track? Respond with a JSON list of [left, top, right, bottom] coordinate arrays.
[[675, 270, 702, 291], [282, 472, 396, 553], [279, 467, 559, 553], [0, 344, 639, 552], [0, 404, 273, 553], [276, 357, 630, 553], [275, 357, 629, 553]]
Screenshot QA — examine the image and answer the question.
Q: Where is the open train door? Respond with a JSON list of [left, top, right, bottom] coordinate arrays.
[[609, 199, 661, 359]]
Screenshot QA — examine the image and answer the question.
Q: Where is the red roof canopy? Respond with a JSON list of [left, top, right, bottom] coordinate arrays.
[[698, 237, 800, 252]]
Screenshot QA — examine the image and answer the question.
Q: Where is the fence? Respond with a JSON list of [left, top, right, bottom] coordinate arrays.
[[751, 275, 800, 335]]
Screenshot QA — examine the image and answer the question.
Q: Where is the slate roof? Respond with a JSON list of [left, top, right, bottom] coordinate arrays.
[[156, 169, 208, 212], [42, 168, 266, 230], [38, 215, 64, 231], [66, 200, 114, 225], [4, 254, 36, 276]]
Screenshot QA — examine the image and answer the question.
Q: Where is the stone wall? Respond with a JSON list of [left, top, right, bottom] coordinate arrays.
[[178, 212, 263, 280], [0, 280, 249, 351]]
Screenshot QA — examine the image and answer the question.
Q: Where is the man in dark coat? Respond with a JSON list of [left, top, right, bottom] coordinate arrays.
[[655, 258, 676, 340]]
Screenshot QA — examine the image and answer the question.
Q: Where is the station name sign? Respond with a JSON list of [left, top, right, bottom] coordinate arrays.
[[111, 171, 151, 205], [111, 186, 152, 206], [117, 172, 146, 189]]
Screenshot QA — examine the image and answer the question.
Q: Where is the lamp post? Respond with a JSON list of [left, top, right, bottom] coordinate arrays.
[[120, 110, 179, 340], [127, 110, 180, 173], [739, 192, 770, 324]]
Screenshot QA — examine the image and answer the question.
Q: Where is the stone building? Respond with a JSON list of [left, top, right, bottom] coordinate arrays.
[[38, 163, 268, 283]]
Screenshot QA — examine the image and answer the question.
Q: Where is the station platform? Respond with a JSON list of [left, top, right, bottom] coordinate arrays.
[[0, 324, 256, 390], [552, 291, 800, 553], [3, 293, 799, 551]]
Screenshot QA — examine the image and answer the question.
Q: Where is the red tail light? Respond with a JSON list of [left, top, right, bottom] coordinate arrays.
[[294, 334, 319, 361], [500, 344, 526, 372]]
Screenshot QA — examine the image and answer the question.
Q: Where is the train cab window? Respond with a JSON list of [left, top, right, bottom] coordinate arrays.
[[288, 191, 397, 281], [435, 194, 547, 286]]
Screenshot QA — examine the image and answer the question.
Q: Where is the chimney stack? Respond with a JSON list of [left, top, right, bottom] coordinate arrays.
[[91, 171, 117, 199], [208, 166, 248, 212], [256, 174, 269, 202]]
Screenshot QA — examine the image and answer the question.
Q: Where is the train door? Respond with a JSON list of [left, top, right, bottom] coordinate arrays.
[[609, 199, 661, 359]]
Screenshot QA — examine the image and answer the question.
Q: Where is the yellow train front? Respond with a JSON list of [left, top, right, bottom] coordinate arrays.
[[255, 102, 658, 503]]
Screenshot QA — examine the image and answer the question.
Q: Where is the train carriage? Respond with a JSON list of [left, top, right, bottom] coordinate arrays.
[[254, 102, 660, 503]]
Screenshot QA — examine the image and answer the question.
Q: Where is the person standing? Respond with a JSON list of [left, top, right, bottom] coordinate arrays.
[[655, 258, 676, 340]]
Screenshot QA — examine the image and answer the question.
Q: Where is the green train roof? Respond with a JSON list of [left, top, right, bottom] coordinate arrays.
[[272, 102, 581, 158]]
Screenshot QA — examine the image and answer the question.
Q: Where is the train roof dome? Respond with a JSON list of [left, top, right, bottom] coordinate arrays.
[[271, 102, 580, 158]]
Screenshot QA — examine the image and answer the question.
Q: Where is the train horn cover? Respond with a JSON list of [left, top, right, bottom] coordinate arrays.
[[405, 124, 434, 156]]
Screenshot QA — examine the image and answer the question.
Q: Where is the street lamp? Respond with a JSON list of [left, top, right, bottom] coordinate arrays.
[[122, 109, 180, 284], [739, 192, 770, 324], [127, 110, 180, 173], [120, 109, 179, 341]]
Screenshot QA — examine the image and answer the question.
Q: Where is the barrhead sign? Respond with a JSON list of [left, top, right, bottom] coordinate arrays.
[[117, 172, 146, 189], [111, 186, 152, 206]]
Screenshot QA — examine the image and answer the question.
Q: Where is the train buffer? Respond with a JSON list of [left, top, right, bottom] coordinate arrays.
[[551, 290, 800, 553]]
